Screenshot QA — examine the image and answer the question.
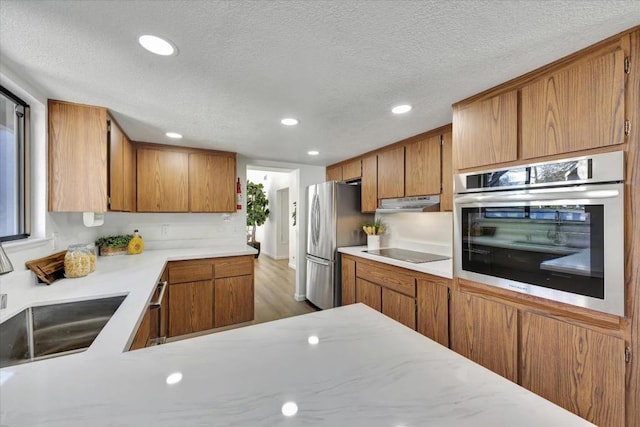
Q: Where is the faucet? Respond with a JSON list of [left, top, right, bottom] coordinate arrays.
[[0, 241, 14, 309]]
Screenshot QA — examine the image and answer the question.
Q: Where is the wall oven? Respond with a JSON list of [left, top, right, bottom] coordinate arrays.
[[454, 151, 624, 316]]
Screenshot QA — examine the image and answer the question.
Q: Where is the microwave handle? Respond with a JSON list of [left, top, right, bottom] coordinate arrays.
[[455, 188, 620, 204]]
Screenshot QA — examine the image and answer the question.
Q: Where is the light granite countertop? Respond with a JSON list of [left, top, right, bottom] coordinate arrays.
[[0, 247, 592, 426], [339, 246, 453, 279]]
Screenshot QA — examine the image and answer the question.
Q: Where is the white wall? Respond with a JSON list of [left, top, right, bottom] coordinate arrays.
[[246, 169, 290, 259], [288, 170, 298, 270], [244, 157, 325, 301], [376, 211, 453, 257]]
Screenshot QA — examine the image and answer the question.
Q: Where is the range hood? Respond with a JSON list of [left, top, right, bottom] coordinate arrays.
[[376, 195, 440, 213]]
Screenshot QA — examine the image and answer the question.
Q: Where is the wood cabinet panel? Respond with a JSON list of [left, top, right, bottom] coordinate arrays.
[[405, 134, 441, 197], [520, 312, 625, 427], [355, 278, 382, 312], [356, 262, 416, 297], [361, 155, 378, 212], [168, 261, 213, 284], [168, 279, 214, 337], [326, 165, 342, 182], [129, 308, 151, 350], [122, 135, 136, 212], [377, 147, 405, 198], [521, 46, 626, 159], [452, 91, 518, 170], [136, 148, 189, 212], [440, 130, 453, 212], [108, 119, 125, 211], [382, 287, 416, 329], [417, 277, 449, 347], [188, 152, 236, 212], [215, 256, 253, 278], [48, 100, 108, 212], [342, 159, 362, 181], [214, 275, 254, 327], [450, 291, 518, 382], [341, 255, 356, 305]]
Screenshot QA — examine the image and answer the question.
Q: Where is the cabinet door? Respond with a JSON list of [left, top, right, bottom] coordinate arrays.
[[377, 146, 405, 199], [520, 312, 625, 427], [168, 280, 214, 337], [48, 100, 108, 212], [122, 135, 136, 212], [405, 135, 441, 197], [136, 148, 189, 212], [521, 43, 626, 159], [381, 287, 415, 329], [440, 131, 453, 212], [129, 308, 151, 350], [450, 291, 518, 382], [326, 165, 343, 182], [416, 277, 449, 347], [214, 275, 254, 327], [189, 152, 236, 212], [355, 278, 382, 312], [108, 119, 125, 211], [361, 155, 378, 213], [342, 160, 362, 181], [341, 256, 356, 305], [452, 90, 517, 170]]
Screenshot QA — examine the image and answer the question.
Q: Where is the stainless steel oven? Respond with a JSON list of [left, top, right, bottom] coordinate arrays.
[[454, 151, 624, 316]]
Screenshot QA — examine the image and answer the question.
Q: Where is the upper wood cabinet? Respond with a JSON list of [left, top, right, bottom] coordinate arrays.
[[342, 159, 362, 181], [188, 152, 236, 212], [377, 146, 405, 199], [521, 42, 626, 159], [520, 311, 625, 427], [440, 131, 453, 212], [107, 116, 136, 212], [405, 134, 441, 197], [326, 164, 342, 181], [361, 154, 378, 212], [137, 147, 189, 212], [452, 90, 518, 170], [48, 100, 109, 212], [450, 290, 518, 382]]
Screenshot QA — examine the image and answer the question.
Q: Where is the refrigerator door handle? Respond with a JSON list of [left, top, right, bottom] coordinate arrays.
[[306, 255, 331, 266], [311, 193, 321, 247]]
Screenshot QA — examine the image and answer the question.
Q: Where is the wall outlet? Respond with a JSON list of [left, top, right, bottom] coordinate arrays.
[[161, 225, 169, 237]]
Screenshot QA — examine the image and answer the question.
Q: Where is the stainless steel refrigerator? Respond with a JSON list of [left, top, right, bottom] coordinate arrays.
[[305, 181, 373, 309]]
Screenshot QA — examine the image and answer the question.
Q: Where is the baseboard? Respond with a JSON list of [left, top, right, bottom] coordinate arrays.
[[261, 251, 289, 261], [294, 293, 306, 301], [288, 262, 296, 270]]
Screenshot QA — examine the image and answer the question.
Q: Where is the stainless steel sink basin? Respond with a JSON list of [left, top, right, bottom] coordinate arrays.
[[0, 295, 126, 368]]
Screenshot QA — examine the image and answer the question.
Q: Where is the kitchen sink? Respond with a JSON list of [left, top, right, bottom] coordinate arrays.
[[0, 295, 126, 369]]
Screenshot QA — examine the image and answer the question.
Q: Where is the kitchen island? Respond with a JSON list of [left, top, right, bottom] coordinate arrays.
[[0, 249, 592, 426]]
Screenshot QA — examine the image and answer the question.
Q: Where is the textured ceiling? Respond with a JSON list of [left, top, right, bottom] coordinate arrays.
[[0, 1, 638, 166]]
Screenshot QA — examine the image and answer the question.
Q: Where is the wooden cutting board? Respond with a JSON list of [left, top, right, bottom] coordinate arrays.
[[25, 250, 67, 285]]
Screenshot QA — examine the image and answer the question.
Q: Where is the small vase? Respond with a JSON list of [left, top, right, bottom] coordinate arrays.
[[367, 235, 381, 250]]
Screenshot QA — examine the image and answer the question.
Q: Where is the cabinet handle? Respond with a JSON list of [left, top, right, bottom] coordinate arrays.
[[150, 280, 168, 308]]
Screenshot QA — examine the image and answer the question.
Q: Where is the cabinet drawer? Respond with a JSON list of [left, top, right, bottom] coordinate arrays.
[[356, 263, 416, 297], [215, 256, 254, 278], [168, 261, 213, 284]]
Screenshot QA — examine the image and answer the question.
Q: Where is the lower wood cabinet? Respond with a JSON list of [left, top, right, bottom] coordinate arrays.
[[416, 277, 449, 347], [129, 307, 151, 350], [520, 311, 625, 427], [450, 290, 518, 383], [355, 278, 382, 311], [381, 287, 415, 330], [168, 279, 214, 337], [214, 275, 254, 327]]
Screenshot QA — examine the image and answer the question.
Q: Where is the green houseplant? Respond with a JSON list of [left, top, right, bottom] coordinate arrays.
[[95, 234, 133, 256], [246, 181, 270, 257]]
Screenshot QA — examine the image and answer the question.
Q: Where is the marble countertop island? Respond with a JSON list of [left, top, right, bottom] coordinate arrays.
[[0, 248, 592, 426]]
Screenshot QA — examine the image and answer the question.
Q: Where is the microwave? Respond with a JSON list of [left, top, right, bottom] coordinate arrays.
[[453, 151, 625, 317]]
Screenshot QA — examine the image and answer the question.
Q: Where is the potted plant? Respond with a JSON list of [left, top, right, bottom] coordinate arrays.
[[246, 180, 270, 258], [95, 234, 133, 256]]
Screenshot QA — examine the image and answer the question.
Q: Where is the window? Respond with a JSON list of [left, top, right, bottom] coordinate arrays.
[[0, 85, 30, 241]]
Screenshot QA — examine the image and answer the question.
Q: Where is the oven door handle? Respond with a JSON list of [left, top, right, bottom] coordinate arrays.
[[455, 188, 621, 204]]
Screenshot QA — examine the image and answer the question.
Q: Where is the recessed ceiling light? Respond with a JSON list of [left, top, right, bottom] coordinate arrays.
[[281, 118, 299, 126], [391, 104, 412, 114], [281, 401, 298, 417], [138, 35, 176, 56], [166, 132, 182, 139], [307, 150, 319, 156]]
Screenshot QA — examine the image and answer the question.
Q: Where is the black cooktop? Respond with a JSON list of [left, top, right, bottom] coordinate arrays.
[[364, 248, 450, 264]]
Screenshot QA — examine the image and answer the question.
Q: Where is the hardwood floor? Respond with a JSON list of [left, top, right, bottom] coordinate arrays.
[[167, 256, 317, 342]]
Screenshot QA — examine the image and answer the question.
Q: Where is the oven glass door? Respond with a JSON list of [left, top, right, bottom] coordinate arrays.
[[454, 183, 624, 316]]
